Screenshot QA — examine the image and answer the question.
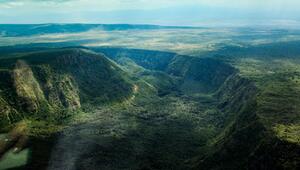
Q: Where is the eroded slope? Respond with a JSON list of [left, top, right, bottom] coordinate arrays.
[[0, 48, 133, 134]]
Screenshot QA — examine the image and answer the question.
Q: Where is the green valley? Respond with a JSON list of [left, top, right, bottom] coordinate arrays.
[[0, 25, 300, 170]]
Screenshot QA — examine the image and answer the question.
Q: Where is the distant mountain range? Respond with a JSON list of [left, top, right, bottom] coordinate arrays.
[[0, 24, 200, 37]]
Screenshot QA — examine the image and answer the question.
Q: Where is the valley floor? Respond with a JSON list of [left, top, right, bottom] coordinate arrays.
[[46, 87, 221, 169]]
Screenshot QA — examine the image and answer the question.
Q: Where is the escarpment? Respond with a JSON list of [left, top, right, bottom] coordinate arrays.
[[0, 48, 133, 129]]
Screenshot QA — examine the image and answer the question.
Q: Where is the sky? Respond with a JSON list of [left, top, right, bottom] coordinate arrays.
[[1, 0, 300, 26]]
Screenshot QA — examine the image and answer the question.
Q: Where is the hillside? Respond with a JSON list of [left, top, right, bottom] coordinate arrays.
[[0, 48, 133, 133], [194, 42, 300, 170]]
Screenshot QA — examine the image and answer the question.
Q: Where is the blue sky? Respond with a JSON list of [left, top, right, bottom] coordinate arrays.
[[0, 0, 300, 26]]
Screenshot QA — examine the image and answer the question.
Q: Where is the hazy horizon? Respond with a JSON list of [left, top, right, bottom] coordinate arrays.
[[1, 0, 300, 27]]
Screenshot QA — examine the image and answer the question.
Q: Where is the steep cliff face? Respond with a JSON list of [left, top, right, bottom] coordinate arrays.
[[0, 96, 20, 129], [194, 73, 263, 169], [0, 69, 23, 128], [195, 69, 300, 170], [167, 56, 236, 94], [0, 48, 133, 130], [92, 47, 176, 71], [13, 60, 50, 114]]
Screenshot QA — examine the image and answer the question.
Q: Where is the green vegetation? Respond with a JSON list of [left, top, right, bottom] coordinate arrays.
[[0, 48, 133, 135], [274, 124, 300, 143], [200, 42, 300, 169], [1, 39, 300, 169], [227, 46, 300, 142]]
